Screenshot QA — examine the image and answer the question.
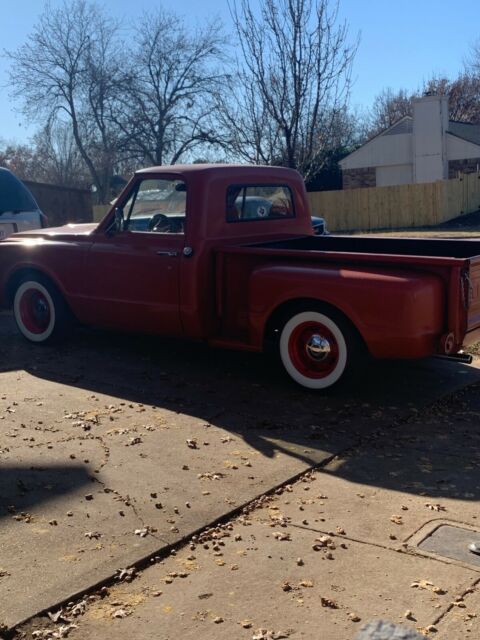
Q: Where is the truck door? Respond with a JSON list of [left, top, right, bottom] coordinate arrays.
[[85, 177, 186, 335]]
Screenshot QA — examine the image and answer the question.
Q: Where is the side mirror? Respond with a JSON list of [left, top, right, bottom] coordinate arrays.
[[107, 207, 125, 236]]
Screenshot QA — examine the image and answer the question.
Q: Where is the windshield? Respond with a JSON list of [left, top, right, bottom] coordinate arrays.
[[0, 168, 38, 215]]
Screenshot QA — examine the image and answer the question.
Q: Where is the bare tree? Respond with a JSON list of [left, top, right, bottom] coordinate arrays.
[[6, 0, 124, 202], [425, 74, 480, 122], [114, 10, 226, 166], [0, 139, 38, 180], [366, 88, 416, 138], [32, 122, 90, 187], [366, 73, 480, 141], [217, 0, 358, 181], [466, 38, 480, 78]]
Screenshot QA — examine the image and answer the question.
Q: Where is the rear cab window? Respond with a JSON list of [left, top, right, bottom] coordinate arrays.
[[226, 185, 295, 222]]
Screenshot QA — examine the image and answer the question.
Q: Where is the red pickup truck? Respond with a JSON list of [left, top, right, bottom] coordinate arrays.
[[1, 164, 479, 389]]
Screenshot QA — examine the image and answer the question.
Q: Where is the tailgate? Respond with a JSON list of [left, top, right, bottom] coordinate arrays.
[[468, 257, 480, 331]]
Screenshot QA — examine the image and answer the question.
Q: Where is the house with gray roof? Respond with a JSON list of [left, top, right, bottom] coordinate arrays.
[[340, 95, 480, 189]]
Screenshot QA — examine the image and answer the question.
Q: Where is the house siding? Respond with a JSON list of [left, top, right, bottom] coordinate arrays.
[[340, 97, 480, 189]]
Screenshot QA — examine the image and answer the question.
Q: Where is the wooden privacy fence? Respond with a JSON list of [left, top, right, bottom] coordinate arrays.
[[308, 172, 480, 232], [24, 181, 93, 227], [93, 204, 111, 222]]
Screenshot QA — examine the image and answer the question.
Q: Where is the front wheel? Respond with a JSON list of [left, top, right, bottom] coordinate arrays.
[[13, 277, 70, 343], [279, 309, 358, 390]]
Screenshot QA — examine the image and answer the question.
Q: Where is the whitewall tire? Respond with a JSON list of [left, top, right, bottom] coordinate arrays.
[[13, 278, 65, 343], [279, 310, 351, 390]]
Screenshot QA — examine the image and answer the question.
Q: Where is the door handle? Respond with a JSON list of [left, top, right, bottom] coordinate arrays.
[[156, 250, 178, 257]]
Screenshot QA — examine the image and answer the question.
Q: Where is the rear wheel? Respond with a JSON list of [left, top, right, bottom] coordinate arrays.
[[279, 308, 358, 389], [13, 276, 70, 343]]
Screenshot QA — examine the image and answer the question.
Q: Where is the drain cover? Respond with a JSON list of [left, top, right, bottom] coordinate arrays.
[[418, 525, 480, 566]]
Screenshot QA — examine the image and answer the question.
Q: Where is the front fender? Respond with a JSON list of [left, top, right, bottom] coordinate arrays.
[[248, 264, 445, 359], [0, 238, 89, 309]]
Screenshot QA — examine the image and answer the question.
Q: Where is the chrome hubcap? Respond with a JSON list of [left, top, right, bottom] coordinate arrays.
[[305, 334, 331, 361]]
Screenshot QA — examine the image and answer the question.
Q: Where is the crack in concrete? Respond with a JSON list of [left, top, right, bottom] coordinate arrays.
[[0, 433, 95, 450], [88, 474, 148, 533], [431, 577, 480, 629], [287, 521, 480, 575]]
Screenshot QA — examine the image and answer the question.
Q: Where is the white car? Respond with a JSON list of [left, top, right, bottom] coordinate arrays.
[[0, 168, 47, 240]]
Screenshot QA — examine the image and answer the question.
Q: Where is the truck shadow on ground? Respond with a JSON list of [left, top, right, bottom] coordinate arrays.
[[1, 316, 480, 504], [320, 385, 480, 502]]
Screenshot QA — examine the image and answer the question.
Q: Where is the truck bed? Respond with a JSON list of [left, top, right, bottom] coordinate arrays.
[[250, 236, 480, 341], [215, 233, 480, 352], [252, 234, 480, 259]]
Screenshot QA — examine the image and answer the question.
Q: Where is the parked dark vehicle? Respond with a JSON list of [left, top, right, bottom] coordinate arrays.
[[0, 168, 47, 239], [311, 215, 328, 235]]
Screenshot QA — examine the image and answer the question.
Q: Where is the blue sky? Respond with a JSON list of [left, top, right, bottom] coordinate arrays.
[[0, 0, 478, 143]]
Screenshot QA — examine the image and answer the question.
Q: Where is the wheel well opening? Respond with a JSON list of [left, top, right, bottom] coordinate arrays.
[[5, 269, 52, 306], [263, 298, 367, 353]]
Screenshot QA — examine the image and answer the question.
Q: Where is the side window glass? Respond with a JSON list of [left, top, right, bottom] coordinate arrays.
[[226, 185, 295, 222], [125, 178, 186, 234]]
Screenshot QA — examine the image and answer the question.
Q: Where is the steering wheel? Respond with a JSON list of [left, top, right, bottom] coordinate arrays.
[[148, 213, 170, 232]]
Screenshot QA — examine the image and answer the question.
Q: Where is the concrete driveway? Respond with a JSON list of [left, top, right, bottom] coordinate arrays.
[[1, 312, 479, 632]]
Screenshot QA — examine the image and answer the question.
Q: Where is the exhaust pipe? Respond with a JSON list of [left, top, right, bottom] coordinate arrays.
[[435, 352, 473, 365]]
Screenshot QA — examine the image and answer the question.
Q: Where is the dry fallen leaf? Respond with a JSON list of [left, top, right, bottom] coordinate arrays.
[[411, 579, 447, 594], [451, 600, 466, 608], [420, 625, 438, 634], [348, 612, 361, 622], [84, 531, 102, 540], [320, 596, 338, 609], [298, 580, 314, 588], [47, 611, 66, 623], [425, 503, 446, 512], [273, 532, 291, 541], [116, 567, 137, 582], [252, 630, 290, 640]]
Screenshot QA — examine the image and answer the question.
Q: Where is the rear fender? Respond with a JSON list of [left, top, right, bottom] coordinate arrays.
[[248, 265, 445, 358]]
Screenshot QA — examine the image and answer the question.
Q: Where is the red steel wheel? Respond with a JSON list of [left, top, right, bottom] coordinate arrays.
[[13, 277, 69, 343], [279, 310, 349, 389]]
